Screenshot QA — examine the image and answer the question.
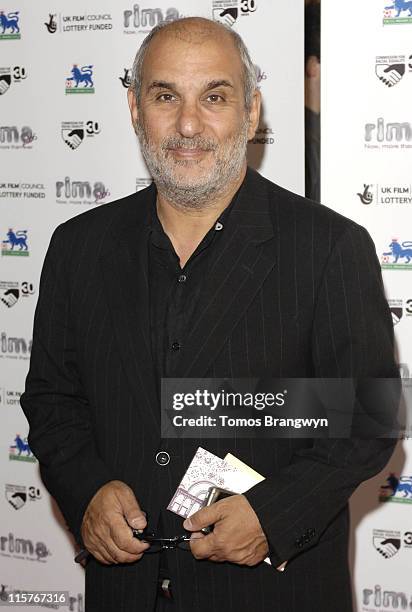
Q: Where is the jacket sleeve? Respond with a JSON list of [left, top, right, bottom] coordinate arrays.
[[20, 224, 116, 548], [244, 223, 400, 566]]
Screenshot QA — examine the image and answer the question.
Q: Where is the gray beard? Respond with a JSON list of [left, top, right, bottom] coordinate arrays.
[[135, 120, 249, 210]]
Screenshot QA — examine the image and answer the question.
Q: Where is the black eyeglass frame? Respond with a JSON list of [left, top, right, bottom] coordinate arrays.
[[74, 523, 210, 563], [132, 527, 202, 550]]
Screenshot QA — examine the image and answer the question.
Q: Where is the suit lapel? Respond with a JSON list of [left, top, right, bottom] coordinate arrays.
[[171, 168, 276, 378], [100, 184, 160, 431]]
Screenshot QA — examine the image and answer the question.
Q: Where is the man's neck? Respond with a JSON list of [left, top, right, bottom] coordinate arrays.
[[155, 164, 246, 267]]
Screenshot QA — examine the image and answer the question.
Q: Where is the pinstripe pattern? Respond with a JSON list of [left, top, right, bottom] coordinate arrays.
[[20, 168, 397, 611]]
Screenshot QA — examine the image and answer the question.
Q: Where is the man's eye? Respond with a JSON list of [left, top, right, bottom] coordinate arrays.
[[157, 93, 176, 102], [206, 94, 224, 103]]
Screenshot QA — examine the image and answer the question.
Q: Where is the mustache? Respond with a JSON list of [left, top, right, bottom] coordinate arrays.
[[161, 136, 218, 152]]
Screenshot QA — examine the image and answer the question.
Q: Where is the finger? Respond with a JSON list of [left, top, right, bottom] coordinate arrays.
[[103, 537, 146, 564], [117, 487, 147, 530], [109, 516, 150, 555], [96, 546, 118, 565], [88, 536, 117, 565], [183, 504, 222, 532], [189, 534, 216, 559]]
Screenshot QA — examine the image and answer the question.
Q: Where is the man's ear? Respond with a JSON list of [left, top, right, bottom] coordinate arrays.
[[127, 87, 139, 131], [247, 88, 261, 141]]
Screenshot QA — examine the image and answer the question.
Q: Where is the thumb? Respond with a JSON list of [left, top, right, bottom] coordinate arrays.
[[183, 504, 220, 532], [119, 487, 147, 530]]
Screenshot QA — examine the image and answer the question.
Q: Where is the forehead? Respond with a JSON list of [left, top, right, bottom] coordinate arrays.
[[142, 29, 244, 87]]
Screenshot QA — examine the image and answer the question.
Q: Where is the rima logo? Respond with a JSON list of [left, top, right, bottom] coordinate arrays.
[[365, 118, 412, 150], [0, 532, 50, 562], [0, 126, 36, 149], [363, 584, 412, 609], [56, 177, 109, 205], [123, 4, 180, 34], [0, 10, 20, 40], [0, 332, 32, 359]]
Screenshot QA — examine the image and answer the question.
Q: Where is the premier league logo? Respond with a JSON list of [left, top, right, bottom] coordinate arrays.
[[384, 1, 412, 24], [1, 229, 29, 257], [382, 238, 412, 269], [65, 64, 94, 94], [0, 10, 20, 40]]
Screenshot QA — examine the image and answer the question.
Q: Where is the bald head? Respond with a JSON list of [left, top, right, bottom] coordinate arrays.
[[130, 17, 257, 110]]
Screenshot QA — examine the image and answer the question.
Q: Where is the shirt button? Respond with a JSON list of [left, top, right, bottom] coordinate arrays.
[[215, 222, 223, 231], [171, 342, 181, 351], [178, 274, 187, 283], [155, 451, 170, 466]]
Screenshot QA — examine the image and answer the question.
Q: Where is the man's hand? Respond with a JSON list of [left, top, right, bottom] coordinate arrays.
[[183, 494, 269, 566], [80, 480, 149, 565]]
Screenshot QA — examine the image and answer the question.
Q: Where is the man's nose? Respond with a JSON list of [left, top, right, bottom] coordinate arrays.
[[175, 99, 204, 138]]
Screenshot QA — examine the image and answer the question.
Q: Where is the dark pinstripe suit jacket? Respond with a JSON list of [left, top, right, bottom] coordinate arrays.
[[21, 167, 397, 612]]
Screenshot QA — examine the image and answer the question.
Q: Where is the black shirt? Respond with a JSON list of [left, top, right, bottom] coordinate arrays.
[[148, 190, 239, 394]]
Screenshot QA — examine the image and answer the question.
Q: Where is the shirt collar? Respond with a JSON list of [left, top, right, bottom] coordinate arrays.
[[148, 181, 242, 250]]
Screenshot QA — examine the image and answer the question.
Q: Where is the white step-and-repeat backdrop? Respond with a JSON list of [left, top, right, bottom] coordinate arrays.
[[0, 1, 304, 608], [322, 2, 412, 611]]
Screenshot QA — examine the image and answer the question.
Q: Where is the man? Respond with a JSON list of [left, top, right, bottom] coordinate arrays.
[[304, 2, 321, 202], [21, 17, 397, 612]]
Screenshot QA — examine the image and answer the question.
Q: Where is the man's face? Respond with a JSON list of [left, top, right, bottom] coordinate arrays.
[[128, 27, 260, 208]]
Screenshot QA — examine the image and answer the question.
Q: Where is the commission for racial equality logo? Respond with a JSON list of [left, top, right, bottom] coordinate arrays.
[[387, 298, 412, 326], [383, 1, 412, 25], [212, 0, 257, 27], [61, 120, 101, 150], [0, 65, 26, 96], [0, 10, 20, 40], [5, 484, 42, 511], [44, 12, 112, 34], [372, 529, 412, 560], [0, 281, 35, 308], [375, 54, 412, 87]]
